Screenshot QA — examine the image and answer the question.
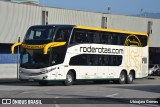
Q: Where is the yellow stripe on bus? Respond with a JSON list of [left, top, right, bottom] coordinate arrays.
[[11, 42, 66, 54], [75, 25, 148, 36], [44, 42, 66, 54], [21, 44, 46, 49], [11, 42, 22, 54]]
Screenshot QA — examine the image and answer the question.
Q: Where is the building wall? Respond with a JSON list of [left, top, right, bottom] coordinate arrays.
[[104, 14, 148, 32], [47, 7, 102, 27], [0, 1, 41, 43], [0, 64, 17, 78], [149, 19, 160, 47]]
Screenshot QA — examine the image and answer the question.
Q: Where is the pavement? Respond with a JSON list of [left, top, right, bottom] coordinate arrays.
[[0, 78, 159, 107], [0, 78, 32, 84], [0, 76, 159, 83], [0, 78, 20, 83]]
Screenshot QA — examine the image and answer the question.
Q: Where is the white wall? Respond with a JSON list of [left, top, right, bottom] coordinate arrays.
[[0, 64, 17, 79]]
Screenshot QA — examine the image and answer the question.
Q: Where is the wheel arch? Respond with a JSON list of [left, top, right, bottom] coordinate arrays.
[[68, 69, 76, 81], [121, 69, 128, 76], [130, 69, 136, 79]]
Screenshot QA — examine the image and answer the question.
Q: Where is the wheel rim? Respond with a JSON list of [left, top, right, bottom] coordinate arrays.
[[128, 74, 133, 81], [120, 74, 125, 82], [67, 74, 72, 83]]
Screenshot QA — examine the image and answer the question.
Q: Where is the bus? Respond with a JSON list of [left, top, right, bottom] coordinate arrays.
[[11, 25, 149, 86]]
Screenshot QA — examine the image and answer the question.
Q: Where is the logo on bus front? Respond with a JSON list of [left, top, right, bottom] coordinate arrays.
[[124, 35, 142, 72], [22, 44, 45, 49]]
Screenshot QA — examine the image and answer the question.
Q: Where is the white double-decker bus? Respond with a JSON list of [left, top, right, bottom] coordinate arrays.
[[11, 25, 148, 86]]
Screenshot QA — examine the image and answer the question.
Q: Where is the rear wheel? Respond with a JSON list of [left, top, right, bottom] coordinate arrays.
[[64, 71, 74, 86], [127, 72, 134, 84], [118, 71, 127, 84]]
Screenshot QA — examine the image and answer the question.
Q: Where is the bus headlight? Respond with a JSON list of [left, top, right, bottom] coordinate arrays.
[[40, 67, 56, 74], [40, 69, 50, 74]]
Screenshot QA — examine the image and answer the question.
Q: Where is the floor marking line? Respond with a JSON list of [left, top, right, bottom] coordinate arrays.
[[105, 93, 119, 98]]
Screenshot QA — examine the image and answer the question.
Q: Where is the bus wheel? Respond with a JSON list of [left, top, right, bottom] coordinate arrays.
[[118, 71, 127, 84], [64, 71, 74, 86], [127, 72, 134, 84], [39, 81, 48, 86]]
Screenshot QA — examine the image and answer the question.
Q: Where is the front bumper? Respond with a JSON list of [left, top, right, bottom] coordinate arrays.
[[19, 72, 49, 81]]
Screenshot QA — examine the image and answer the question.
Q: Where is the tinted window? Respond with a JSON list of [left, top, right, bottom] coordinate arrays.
[[100, 32, 127, 45], [99, 55, 122, 66], [69, 54, 122, 66], [69, 54, 88, 65], [25, 26, 55, 41], [87, 31, 100, 43], [138, 36, 148, 47], [70, 29, 101, 44], [70, 30, 87, 44], [54, 28, 72, 42], [70, 28, 147, 47]]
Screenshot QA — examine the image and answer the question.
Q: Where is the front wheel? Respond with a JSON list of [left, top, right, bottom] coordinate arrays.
[[64, 72, 74, 86]]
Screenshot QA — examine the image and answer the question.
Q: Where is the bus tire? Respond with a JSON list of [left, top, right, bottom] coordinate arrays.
[[127, 72, 134, 84], [118, 71, 127, 84], [64, 71, 74, 86], [39, 81, 48, 86]]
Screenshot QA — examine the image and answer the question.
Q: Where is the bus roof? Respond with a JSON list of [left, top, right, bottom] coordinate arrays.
[[30, 24, 148, 36], [75, 25, 148, 36], [30, 24, 75, 28]]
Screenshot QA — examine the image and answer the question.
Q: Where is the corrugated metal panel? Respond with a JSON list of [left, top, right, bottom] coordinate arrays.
[[0, 1, 41, 43], [105, 14, 148, 32], [47, 7, 102, 27], [149, 19, 160, 47]]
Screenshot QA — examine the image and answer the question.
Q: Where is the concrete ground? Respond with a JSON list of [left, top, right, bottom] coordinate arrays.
[[0, 77, 159, 107]]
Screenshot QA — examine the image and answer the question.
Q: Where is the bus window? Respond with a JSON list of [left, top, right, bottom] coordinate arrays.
[[50, 47, 66, 65], [87, 31, 100, 44], [101, 32, 113, 44], [69, 54, 88, 66], [110, 55, 122, 66], [70, 29, 87, 44], [54, 28, 72, 42], [25, 26, 55, 41], [101, 33, 108, 44], [138, 36, 148, 47], [108, 34, 112, 44], [88, 55, 98, 65], [102, 55, 110, 66]]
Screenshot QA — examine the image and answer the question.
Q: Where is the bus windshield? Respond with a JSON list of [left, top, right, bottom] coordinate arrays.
[[20, 49, 51, 69], [25, 26, 55, 41], [20, 47, 67, 69]]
